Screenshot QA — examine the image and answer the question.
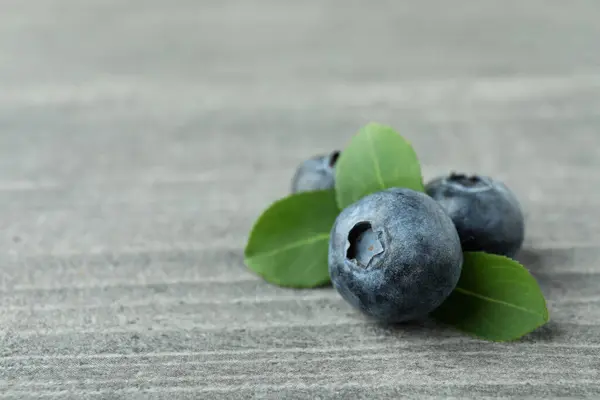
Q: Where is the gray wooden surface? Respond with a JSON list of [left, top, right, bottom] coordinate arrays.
[[1, 0, 600, 398]]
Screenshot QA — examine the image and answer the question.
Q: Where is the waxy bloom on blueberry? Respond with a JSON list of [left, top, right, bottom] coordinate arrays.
[[425, 173, 525, 258], [328, 188, 463, 323], [291, 151, 340, 194]]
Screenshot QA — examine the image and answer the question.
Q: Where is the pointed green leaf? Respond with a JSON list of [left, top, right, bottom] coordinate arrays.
[[335, 123, 424, 209], [432, 252, 549, 342], [244, 190, 339, 288]]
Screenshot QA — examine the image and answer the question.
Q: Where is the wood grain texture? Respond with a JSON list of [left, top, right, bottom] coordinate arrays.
[[1, 0, 600, 398]]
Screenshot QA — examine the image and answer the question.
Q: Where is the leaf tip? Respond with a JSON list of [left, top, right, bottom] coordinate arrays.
[[364, 121, 388, 130]]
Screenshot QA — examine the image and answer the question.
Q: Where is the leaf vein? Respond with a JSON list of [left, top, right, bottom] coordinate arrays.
[[366, 131, 385, 189], [247, 233, 330, 260], [454, 287, 546, 319]]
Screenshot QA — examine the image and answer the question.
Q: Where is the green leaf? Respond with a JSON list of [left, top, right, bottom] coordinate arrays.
[[244, 190, 340, 288], [335, 123, 424, 209], [432, 252, 549, 342]]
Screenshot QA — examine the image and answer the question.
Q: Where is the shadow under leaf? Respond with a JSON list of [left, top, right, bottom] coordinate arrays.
[[518, 320, 564, 343]]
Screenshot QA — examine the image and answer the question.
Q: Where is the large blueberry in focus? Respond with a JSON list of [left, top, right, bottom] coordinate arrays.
[[291, 151, 340, 193], [425, 173, 524, 258], [328, 188, 463, 323]]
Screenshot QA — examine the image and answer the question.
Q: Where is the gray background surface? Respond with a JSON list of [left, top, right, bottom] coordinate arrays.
[[1, 0, 600, 398]]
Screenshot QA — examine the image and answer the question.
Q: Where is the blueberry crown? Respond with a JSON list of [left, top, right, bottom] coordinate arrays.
[[447, 172, 492, 191]]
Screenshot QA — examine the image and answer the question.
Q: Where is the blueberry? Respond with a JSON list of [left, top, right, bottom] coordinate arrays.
[[328, 188, 463, 323], [425, 173, 524, 258], [291, 151, 340, 193]]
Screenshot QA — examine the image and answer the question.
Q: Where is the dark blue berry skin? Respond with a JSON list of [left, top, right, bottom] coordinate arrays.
[[328, 188, 463, 323], [425, 173, 525, 258], [291, 151, 339, 194]]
